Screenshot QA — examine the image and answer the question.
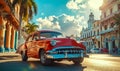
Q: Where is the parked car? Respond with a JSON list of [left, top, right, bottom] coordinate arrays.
[[16, 30, 86, 65], [101, 48, 108, 53], [90, 47, 100, 53]]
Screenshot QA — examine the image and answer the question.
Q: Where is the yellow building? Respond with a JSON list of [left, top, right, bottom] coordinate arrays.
[[0, 0, 19, 52], [100, 0, 120, 54], [92, 20, 101, 48]]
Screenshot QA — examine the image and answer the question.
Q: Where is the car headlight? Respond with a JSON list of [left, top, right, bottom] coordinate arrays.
[[50, 40, 56, 46]]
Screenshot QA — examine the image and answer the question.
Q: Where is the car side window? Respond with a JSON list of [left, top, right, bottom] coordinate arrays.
[[33, 33, 40, 41]]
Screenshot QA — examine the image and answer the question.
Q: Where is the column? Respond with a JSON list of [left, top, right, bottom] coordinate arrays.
[[14, 31, 18, 50], [10, 27, 15, 51], [108, 41, 112, 54], [0, 16, 5, 52], [5, 23, 12, 52]]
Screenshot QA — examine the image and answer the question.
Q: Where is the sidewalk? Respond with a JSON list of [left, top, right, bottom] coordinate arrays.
[[110, 53, 120, 57], [87, 53, 120, 57], [0, 52, 20, 56]]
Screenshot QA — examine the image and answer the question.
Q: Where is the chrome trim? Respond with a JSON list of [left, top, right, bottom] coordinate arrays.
[[46, 53, 84, 59], [46, 46, 84, 59]]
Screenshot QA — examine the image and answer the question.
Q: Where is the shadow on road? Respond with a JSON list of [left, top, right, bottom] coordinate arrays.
[[0, 61, 87, 71]]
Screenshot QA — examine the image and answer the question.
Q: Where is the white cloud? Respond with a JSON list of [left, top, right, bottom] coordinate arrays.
[[66, 0, 87, 10], [88, 0, 103, 9], [66, 0, 79, 10], [36, 17, 60, 30], [52, 22, 61, 30], [75, 0, 82, 3], [66, 0, 103, 20], [36, 14, 87, 36]]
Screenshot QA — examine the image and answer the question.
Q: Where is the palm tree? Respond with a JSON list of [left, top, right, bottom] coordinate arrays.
[[5, 0, 38, 47], [12, 0, 38, 39], [23, 22, 39, 34], [12, 0, 37, 23], [113, 13, 120, 53]]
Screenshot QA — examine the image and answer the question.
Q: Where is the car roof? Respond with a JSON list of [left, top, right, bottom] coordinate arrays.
[[40, 30, 61, 33], [29, 30, 62, 35]]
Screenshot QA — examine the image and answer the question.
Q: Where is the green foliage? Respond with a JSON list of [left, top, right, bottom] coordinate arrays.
[[12, 0, 38, 22], [23, 22, 39, 34]]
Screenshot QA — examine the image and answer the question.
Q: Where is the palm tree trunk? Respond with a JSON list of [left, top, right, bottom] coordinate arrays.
[[17, 16, 23, 47]]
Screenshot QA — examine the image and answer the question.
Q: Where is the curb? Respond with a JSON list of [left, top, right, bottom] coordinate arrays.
[[0, 52, 19, 56]]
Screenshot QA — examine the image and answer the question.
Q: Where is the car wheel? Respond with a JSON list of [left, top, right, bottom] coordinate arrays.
[[21, 50, 28, 61], [40, 50, 52, 65], [72, 58, 84, 65]]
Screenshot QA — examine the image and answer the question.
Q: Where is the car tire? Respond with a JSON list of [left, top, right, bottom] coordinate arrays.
[[72, 58, 84, 65], [40, 50, 52, 65], [21, 50, 28, 61]]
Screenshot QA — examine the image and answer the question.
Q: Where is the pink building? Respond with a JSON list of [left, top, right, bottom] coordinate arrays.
[[99, 0, 120, 53]]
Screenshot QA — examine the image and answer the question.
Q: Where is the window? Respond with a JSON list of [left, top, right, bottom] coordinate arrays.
[[97, 30, 99, 35], [33, 35, 40, 41], [104, 25, 107, 30], [40, 31, 63, 38], [104, 12, 106, 18], [110, 23, 114, 28], [91, 31, 92, 36], [94, 31, 96, 36]]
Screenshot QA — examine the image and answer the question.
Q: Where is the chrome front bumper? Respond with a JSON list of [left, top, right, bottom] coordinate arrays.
[[46, 46, 85, 59]]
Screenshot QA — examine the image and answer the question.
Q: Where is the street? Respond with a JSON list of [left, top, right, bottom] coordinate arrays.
[[0, 53, 120, 71]]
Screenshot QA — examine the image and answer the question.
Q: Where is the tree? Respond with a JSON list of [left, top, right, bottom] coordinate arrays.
[[11, 0, 38, 40], [113, 13, 120, 53], [23, 22, 39, 34], [12, 0, 37, 22]]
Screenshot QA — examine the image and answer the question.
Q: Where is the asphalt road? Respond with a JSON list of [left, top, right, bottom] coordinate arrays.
[[0, 53, 120, 71]]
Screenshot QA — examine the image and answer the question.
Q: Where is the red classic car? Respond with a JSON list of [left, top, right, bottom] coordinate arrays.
[[16, 30, 86, 65]]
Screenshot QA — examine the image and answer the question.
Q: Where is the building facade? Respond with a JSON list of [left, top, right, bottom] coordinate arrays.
[[100, 0, 120, 54], [0, 0, 19, 52], [92, 20, 101, 49], [80, 12, 100, 52], [80, 0, 120, 54]]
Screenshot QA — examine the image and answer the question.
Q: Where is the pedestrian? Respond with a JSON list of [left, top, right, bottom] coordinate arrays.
[[115, 46, 118, 54]]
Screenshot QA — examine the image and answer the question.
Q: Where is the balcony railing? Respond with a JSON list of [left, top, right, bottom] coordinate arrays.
[[100, 27, 117, 34], [101, 11, 120, 22]]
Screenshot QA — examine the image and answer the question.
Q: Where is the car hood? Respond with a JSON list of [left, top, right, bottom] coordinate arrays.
[[46, 38, 84, 49]]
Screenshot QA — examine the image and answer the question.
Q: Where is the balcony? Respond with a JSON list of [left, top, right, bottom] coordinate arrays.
[[100, 27, 117, 35], [101, 11, 120, 22], [100, 0, 117, 10]]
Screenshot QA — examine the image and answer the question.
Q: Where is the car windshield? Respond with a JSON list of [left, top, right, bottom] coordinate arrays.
[[40, 31, 64, 38]]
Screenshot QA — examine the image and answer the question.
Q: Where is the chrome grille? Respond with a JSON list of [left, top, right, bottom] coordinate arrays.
[[55, 48, 83, 54]]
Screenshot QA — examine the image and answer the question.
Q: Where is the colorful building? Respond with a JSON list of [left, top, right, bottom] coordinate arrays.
[[99, 0, 120, 54], [80, 12, 98, 52], [0, 0, 19, 52], [92, 20, 101, 49]]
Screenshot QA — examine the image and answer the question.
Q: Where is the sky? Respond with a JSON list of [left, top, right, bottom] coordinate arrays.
[[33, 0, 103, 36]]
